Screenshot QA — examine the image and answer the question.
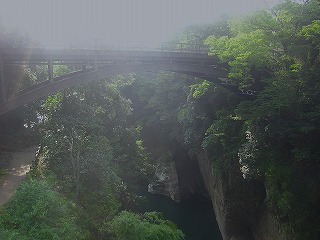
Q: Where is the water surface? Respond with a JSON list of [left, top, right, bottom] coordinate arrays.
[[135, 186, 223, 240]]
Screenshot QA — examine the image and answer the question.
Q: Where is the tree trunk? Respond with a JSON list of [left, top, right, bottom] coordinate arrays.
[[75, 149, 81, 200]]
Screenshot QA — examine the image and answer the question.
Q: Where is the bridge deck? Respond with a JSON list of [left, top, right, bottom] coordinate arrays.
[[0, 48, 217, 66]]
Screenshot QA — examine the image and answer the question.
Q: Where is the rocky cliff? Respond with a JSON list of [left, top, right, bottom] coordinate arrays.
[[145, 133, 292, 239], [148, 157, 181, 202], [196, 151, 292, 240], [147, 144, 206, 202]]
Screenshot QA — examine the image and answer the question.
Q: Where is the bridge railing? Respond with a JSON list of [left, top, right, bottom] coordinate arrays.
[[66, 40, 209, 53], [160, 42, 209, 53]]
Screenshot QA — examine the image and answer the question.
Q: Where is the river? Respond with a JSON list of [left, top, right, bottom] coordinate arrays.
[[135, 185, 223, 240]]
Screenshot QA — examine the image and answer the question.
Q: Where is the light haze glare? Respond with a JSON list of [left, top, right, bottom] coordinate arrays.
[[0, 0, 279, 47]]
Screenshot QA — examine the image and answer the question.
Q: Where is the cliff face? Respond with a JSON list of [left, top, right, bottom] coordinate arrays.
[[148, 159, 181, 202], [196, 151, 291, 240], [147, 144, 206, 202], [145, 134, 291, 239]]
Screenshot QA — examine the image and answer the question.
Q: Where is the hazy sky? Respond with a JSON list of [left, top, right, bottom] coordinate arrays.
[[0, 0, 280, 47]]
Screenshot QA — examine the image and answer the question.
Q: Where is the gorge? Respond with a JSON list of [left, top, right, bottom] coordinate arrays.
[[1, 1, 320, 239]]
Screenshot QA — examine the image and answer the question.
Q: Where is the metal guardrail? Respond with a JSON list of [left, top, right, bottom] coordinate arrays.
[[0, 40, 210, 54], [64, 40, 210, 53]]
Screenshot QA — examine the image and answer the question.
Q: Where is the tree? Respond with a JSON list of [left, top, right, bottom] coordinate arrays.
[[204, 0, 320, 88], [36, 75, 152, 236], [173, 17, 230, 51]]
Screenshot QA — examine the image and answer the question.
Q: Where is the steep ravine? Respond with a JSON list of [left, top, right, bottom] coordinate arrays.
[[146, 143, 223, 239], [145, 136, 293, 240], [148, 143, 206, 202], [141, 123, 292, 239]]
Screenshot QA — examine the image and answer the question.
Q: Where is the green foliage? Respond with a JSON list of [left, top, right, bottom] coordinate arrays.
[[300, 19, 320, 41], [79, 185, 122, 233], [3, 2, 320, 238], [128, 71, 197, 159], [202, 113, 244, 172], [39, 78, 146, 187], [178, 80, 240, 157], [205, 0, 320, 88], [264, 162, 293, 216], [104, 211, 185, 240], [201, 1, 320, 238], [0, 168, 7, 178], [176, 16, 230, 47], [34, 76, 152, 237], [0, 178, 87, 240], [41, 92, 64, 112], [133, 72, 191, 127], [205, 30, 274, 87], [192, 81, 211, 98]]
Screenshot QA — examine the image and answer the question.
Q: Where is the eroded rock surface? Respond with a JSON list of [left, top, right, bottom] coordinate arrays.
[[197, 151, 292, 240], [148, 154, 180, 202]]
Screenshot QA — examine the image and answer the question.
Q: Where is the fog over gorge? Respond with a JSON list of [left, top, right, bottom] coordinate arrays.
[[1, 0, 279, 47], [1, 0, 319, 240]]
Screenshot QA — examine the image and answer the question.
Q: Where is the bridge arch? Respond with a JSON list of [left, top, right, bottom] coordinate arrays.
[[0, 62, 228, 115]]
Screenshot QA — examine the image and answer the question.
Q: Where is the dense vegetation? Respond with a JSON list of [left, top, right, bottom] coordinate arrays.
[[204, 1, 320, 238], [0, 32, 185, 238], [130, 1, 320, 238], [0, 0, 320, 239], [0, 75, 185, 239]]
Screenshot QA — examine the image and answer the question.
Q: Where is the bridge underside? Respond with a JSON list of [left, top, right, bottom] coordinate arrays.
[[0, 47, 260, 116], [0, 62, 231, 115]]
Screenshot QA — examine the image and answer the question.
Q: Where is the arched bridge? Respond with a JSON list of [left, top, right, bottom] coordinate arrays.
[[0, 45, 256, 115]]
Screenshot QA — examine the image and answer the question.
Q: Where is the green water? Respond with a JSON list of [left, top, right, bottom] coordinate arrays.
[[135, 186, 223, 240]]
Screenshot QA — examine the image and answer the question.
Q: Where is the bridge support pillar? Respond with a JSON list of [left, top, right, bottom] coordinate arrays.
[[0, 56, 6, 103], [48, 58, 54, 82], [94, 58, 98, 71]]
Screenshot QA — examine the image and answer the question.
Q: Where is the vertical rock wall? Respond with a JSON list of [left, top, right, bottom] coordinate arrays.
[[251, 206, 292, 240], [196, 151, 291, 240], [145, 137, 292, 239], [147, 144, 206, 202], [148, 159, 181, 202]]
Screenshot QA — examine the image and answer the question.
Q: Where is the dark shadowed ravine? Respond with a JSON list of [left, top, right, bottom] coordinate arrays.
[[135, 185, 223, 240]]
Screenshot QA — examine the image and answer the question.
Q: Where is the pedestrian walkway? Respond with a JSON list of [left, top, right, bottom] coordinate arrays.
[[0, 145, 38, 206]]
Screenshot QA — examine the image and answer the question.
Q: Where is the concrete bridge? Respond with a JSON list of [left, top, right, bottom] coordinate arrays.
[[0, 45, 255, 115]]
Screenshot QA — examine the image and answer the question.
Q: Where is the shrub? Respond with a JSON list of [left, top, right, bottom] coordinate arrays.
[[104, 211, 185, 240], [0, 178, 88, 240]]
